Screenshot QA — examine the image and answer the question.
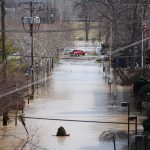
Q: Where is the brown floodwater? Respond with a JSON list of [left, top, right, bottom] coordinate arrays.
[[0, 58, 143, 150]]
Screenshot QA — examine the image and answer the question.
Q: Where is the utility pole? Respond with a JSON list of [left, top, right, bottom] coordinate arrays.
[[1, 0, 8, 126], [1, 0, 6, 68], [108, 22, 112, 92], [30, 1, 34, 99], [22, 1, 41, 100], [141, 5, 144, 69], [109, 23, 112, 76]]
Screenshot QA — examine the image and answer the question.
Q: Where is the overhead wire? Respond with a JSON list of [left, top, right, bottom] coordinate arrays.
[[9, 115, 143, 125]]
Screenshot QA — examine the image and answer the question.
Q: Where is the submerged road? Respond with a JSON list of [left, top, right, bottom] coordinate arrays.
[[0, 58, 141, 150]]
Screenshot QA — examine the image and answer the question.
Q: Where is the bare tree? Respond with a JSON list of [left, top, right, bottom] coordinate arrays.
[[0, 1, 73, 117], [99, 129, 128, 150], [0, 66, 27, 125], [74, 0, 94, 41]]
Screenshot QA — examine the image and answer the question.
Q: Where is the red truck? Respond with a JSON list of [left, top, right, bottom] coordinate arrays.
[[70, 50, 85, 56]]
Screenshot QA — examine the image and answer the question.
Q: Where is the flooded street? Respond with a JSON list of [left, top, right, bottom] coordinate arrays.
[[0, 0, 148, 149], [1, 58, 140, 150]]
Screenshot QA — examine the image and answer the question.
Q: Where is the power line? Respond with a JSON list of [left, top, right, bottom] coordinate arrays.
[[15, 116, 143, 125], [111, 36, 150, 55], [0, 74, 51, 99]]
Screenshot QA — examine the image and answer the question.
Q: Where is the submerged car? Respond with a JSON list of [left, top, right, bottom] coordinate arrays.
[[70, 50, 85, 56]]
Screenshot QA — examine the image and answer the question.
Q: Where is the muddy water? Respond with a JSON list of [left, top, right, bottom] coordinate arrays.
[[0, 59, 139, 150]]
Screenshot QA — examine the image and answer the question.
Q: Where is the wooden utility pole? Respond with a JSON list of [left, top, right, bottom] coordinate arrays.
[[1, 0, 6, 66], [141, 5, 144, 69], [1, 0, 8, 126], [109, 23, 112, 75], [22, 1, 41, 99], [108, 22, 113, 92], [30, 1, 34, 99]]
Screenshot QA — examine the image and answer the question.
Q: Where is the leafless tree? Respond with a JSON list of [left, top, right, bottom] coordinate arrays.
[[74, 0, 94, 41], [0, 65, 28, 125], [0, 1, 73, 117], [75, 0, 150, 67], [99, 129, 128, 150]]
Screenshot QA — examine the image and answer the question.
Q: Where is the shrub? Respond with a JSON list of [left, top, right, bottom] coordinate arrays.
[[142, 104, 150, 132], [56, 126, 67, 136], [140, 84, 150, 95], [133, 78, 147, 95], [142, 119, 150, 131]]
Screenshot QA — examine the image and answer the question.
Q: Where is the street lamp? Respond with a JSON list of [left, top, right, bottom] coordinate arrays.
[[121, 102, 130, 149], [21, 3, 40, 99]]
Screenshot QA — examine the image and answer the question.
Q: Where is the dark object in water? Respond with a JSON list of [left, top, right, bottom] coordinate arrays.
[[56, 126, 70, 136]]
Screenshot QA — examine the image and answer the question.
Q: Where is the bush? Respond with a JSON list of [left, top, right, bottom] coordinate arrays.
[[133, 78, 147, 95], [56, 126, 67, 136], [142, 119, 150, 131], [142, 104, 150, 132], [140, 84, 150, 95]]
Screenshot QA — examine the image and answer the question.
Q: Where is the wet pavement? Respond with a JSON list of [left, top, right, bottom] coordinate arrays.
[[0, 58, 143, 150]]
